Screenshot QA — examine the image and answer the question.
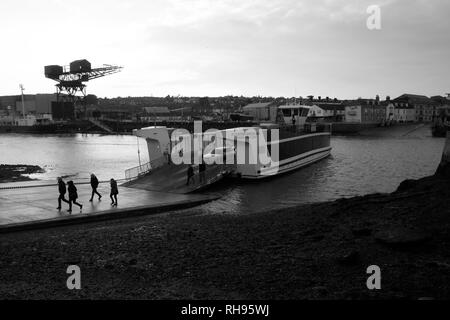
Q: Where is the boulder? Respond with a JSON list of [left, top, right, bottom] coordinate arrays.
[[375, 228, 430, 249], [396, 179, 417, 192], [337, 250, 360, 266], [352, 228, 372, 237]]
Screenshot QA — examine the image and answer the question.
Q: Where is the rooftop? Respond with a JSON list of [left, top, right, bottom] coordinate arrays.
[[242, 102, 273, 109]]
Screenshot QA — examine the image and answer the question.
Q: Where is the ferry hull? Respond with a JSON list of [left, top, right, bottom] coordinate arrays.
[[237, 131, 332, 179], [239, 146, 331, 179]]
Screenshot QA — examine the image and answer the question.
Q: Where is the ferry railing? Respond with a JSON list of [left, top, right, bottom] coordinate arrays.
[[282, 122, 332, 134], [124, 157, 167, 181], [304, 122, 332, 133]]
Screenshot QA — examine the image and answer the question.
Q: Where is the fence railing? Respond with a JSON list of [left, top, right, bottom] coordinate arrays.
[[124, 157, 167, 181], [125, 162, 151, 181]]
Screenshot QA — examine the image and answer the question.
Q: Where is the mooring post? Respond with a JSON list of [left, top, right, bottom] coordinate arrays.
[[436, 131, 450, 178]]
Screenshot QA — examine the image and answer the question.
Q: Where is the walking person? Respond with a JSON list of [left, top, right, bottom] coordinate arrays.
[[67, 181, 82, 213], [110, 178, 119, 206], [199, 161, 206, 184], [89, 173, 102, 202], [56, 177, 70, 210], [186, 165, 195, 186]]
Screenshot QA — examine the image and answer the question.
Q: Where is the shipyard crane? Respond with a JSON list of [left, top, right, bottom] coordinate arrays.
[[44, 59, 122, 99], [44, 59, 122, 119]]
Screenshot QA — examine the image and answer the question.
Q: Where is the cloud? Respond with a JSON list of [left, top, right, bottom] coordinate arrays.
[[0, 0, 448, 98]]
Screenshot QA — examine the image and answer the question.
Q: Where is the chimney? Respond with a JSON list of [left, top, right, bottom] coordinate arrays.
[[386, 96, 391, 102], [318, 96, 321, 101], [375, 95, 380, 102]]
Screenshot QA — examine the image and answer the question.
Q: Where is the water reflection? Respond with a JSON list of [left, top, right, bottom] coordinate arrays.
[[0, 133, 149, 182]]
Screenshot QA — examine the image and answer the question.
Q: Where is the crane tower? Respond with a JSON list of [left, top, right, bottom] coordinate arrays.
[[44, 59, 122, 118]]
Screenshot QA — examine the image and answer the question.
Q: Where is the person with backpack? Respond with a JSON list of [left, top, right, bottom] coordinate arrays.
[[67, 180, 83, 213], [56, 177, 70, 210], [110, 178, 119, 206], [89, 173, 102, 202], [186, 165, 195, 186], [199, 161, 206, 184]]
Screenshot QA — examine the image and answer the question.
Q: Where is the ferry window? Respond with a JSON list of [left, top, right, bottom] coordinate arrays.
[[282, 109, 291, 117]]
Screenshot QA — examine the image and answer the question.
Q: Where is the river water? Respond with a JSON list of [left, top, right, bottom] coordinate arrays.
[[0, 125, 446, 214]]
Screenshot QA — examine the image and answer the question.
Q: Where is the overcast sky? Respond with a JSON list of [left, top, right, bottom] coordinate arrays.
[[0, 0, 448, 99]]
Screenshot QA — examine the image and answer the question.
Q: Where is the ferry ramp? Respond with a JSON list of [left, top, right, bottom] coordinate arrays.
[[123, 163, 232, 194], [0, 182, 219, 233]]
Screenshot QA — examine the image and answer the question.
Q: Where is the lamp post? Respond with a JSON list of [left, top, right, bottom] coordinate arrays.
[[19, 84, 26, 123]]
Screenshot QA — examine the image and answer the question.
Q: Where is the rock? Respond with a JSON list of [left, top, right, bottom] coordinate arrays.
[[435, 131, 450, 179], [105, 263, 114, 270], [375, 228, 430, 249], [311, 286, 328, 296], [337, 250, 360, 266], [352, 228, 372, 237], [436, 163, 450, 179], [425, 261, 450, 270], [312, 235, 324, 242], [396, 179, 417, 192]]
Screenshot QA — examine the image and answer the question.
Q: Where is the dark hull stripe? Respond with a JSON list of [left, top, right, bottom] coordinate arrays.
[[241, 148, 331, 179]]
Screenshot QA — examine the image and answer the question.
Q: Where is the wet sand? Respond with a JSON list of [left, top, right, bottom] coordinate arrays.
[[0, 168, 449, 299]]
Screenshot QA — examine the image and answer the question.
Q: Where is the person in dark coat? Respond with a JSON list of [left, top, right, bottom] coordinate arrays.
[[110, 178, 119, 206], [199, 161, 206, 184], [57, 177, 70, 210], [89, 173, 102, 202], [186, 165, 195, 186], [67, 181, 82, 213]]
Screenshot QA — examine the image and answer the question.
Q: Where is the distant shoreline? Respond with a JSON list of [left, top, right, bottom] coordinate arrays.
[[0, 121, 431, 136]]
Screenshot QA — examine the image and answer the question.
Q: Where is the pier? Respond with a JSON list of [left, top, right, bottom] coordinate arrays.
[[0, 182, 219, 233]]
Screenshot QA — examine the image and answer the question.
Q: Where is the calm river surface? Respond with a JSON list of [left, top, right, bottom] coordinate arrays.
[[0, 125, 446, 214]]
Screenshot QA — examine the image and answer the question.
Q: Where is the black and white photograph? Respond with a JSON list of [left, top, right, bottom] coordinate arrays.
[[0, 0, 450, 311]]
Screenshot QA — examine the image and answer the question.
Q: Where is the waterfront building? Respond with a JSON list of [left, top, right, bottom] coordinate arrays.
[[0, 115, 15, 126], [242, 102, 279, 122], [392, 103, 415, 123], [0, 93, 57, 120], [393, 94, 438, 123], [315, 103, 346, 121], [306, 104, 325, 118], [142, 106, 172, 122], [0, 114, 53, 126], [344, 97, 386, 124], [431, 95, 450, 110], [383, 99, 396, 122], [295, 97, 346, 122]]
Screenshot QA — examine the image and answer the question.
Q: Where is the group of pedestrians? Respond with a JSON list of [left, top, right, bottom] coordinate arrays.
[[57, 174, 119, 213], [186, 162, 207, 186]]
